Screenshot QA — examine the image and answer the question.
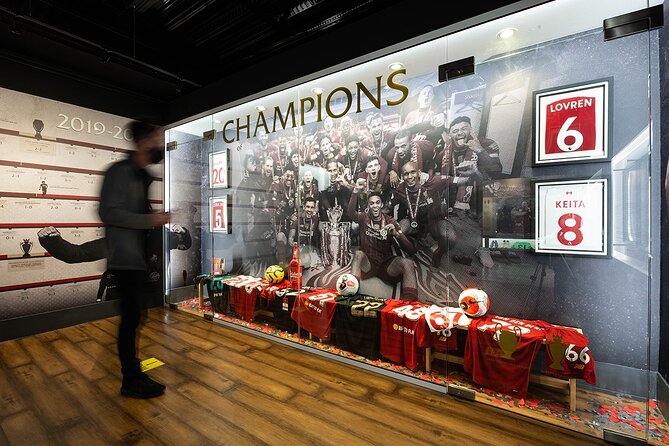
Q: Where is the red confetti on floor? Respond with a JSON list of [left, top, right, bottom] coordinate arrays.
[[623, 405, 642, 415], [624, 419, 644, 431]]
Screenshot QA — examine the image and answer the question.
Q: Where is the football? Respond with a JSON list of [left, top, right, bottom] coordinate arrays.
[[458, 288, 490, 318], [336, 274, 359, 296], [264, 265, 285, 284]]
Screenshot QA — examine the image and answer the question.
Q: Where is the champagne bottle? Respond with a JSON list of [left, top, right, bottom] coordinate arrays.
[[289, 242, 302, 290]]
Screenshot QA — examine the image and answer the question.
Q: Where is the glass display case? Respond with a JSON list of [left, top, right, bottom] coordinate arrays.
[[163, 0, 668, 443]]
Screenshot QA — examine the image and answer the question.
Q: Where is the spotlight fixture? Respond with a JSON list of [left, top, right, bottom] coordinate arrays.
[[496, 27, 517, 40], [311, 87, 324, 95], [388, 62, 404, 71]]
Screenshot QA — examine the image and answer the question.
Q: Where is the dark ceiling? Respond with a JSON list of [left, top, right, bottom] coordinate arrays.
[[0, 0, 527, 121]]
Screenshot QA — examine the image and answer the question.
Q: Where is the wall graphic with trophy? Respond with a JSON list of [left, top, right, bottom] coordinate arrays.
[[0, 87, 177, 320]]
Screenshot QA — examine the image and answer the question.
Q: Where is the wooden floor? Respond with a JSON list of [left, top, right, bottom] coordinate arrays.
[[0, 307, 609, 446]]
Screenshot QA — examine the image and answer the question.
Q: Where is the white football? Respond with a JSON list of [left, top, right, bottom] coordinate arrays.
[[335, 274, 360, 296], [457, 288, 490, 318]]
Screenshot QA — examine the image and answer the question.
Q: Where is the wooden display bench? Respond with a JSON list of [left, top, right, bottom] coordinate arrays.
[[425, 347, 577, 412]]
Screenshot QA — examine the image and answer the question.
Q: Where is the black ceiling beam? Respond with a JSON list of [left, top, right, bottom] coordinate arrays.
[[0, 4, 201, 89]]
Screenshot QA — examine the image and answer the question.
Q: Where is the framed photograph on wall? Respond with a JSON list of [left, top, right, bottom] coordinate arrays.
[[209, 150, 230, 188], [535, 178, 608, 256], [534, 79, 610, 165], [209, 196, 231, 233]]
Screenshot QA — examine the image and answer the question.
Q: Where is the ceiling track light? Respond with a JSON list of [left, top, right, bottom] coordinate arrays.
[[496, 27, 517, 40], [10, 18, 21, 35]]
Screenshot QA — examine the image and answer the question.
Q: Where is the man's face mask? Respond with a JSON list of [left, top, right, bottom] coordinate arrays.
[[150, 147, 164, 164]]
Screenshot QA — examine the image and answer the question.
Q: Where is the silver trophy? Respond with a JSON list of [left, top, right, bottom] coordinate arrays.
[[321, 205, 350, 266]]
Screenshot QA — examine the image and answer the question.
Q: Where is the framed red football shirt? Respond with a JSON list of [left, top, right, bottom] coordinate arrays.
[[534, 79, 609, 165]]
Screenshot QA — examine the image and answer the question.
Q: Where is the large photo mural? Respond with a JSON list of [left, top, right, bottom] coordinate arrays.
[[222, 59, 537, 314], [178, 29, 656, 379]]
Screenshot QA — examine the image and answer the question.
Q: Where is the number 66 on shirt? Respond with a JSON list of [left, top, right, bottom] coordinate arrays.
[[535, 179, 608, 256]]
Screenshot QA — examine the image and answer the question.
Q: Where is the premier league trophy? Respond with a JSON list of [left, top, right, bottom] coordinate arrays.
[[547, 334, 567, 371], [321, 205, 350, 267], [33, 119, 44, 140], [21, 238, 33, 258]]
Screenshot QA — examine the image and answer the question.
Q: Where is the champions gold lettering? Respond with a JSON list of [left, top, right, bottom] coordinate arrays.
[[221, 69, 409, 143]]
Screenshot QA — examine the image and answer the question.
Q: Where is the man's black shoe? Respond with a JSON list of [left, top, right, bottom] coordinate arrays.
[[120, 373, 165, 398]]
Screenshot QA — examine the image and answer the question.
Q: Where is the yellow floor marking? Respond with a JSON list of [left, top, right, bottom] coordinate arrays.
[[140, 357, 165, 372]]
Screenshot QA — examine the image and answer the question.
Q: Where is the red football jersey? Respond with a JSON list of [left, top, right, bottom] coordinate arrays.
[[416, 305, 458, 351], [380, 300, 408, 364], [223, 275, 268, 290], [380, 300, 429, 371], [464, 315, 546, 398], [229, 285, 258, 322], [224, 275, 269, 322], [290, 289, 338, 340], [543, 325, 596, 385], [259, 280, 291, 301]]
